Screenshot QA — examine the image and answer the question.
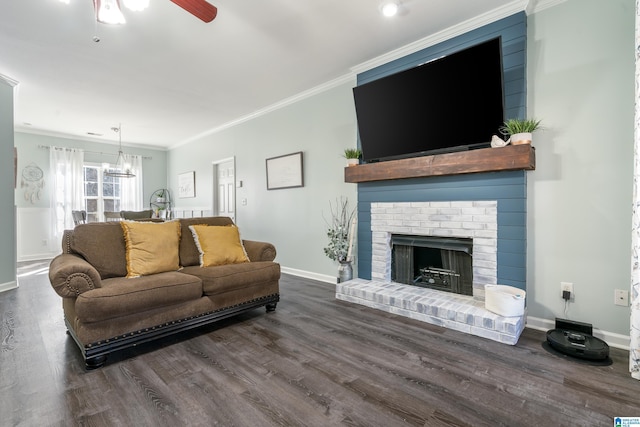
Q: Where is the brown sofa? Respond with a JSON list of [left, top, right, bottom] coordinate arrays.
[[48, 216, 280, 369]]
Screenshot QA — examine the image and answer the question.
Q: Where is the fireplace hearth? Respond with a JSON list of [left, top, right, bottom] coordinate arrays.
[[336, 200, 526, 345]]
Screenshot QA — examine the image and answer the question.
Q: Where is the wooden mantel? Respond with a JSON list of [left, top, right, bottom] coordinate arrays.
[[344, 144, 535, 183]]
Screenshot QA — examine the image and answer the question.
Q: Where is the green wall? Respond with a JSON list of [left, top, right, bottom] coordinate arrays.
[[13, 132, 169, 261], [168, 0, 635, 339], [6, 0, 634, 339], [168, 80, 358, 281], [526, 0, 634, 335], [14, 132, 169, 209]]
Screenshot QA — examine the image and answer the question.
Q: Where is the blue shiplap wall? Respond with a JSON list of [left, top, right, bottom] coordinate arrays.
[[357, 171, 527, 290], [355, 13, 528, 291]]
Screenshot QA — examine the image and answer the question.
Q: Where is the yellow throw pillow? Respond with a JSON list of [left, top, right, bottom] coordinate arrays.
[[121, 220, 181, 278], [189, 224, 250, 267]]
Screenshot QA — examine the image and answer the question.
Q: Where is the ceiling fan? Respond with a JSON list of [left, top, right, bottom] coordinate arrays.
[[93, 0, 217, 24]]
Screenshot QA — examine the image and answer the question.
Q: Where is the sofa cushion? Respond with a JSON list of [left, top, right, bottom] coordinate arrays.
[[75, 271, 203, 323], [189, 224, 249, 267], [69, 222, 128, 279], [179, 217, 234, 267], [181, 261, 280, 296], [121, 220, 181, 277]]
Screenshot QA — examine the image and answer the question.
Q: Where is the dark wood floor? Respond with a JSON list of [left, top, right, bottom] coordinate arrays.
[[1, 261, 639, 426]]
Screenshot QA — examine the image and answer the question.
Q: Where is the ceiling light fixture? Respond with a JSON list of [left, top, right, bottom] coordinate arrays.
[[93, 0, 126, 25], [90, 0, 216, 25], [105, 124, 136, 178], [381, 1, 399, 17], [122, 0, 150, 12]]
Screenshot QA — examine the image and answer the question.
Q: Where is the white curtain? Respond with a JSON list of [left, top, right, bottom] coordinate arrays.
[[631, 0, 640, 380], [120, 153, 144, 211], [49, 146, 84, 243]]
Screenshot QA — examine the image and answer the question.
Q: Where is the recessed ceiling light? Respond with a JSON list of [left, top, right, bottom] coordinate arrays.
[[122, 0, 150, 12], [87, 132, 103, 136], [381, 1, 399, 17]]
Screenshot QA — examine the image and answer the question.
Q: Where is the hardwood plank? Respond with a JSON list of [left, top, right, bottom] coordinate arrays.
[[2, 262, 639, 426]]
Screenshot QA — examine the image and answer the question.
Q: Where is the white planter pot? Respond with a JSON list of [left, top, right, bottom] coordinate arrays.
[[346, 158, 359, 167], [485, 284, 526, 317], [510, 132, 532, 145]]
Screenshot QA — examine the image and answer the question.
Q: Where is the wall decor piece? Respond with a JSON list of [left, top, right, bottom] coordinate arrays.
[[266, 151, 304, 190], [21, 162, 44, 204], [178, 171, 195, 198]]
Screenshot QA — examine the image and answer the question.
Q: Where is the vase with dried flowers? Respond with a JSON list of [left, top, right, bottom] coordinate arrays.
[[323, 197, 357, 282]]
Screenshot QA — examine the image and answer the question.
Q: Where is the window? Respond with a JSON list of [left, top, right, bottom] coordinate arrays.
[[84, 164, 121, 222]]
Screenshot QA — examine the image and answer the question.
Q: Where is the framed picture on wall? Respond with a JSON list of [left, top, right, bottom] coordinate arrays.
[[266, 151, 304, 190], [178, 171, 196, 198]]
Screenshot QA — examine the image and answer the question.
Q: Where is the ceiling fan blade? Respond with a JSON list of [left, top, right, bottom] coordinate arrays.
[[169, 0, 217, 23]]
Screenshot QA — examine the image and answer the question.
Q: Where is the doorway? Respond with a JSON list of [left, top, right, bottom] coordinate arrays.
[[212, 158, 236, 222]]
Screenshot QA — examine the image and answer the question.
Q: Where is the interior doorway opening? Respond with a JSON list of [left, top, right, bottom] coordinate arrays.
[[212, 157, 236, 222]]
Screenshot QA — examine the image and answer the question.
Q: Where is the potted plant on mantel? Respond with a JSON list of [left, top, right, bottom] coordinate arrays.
[[499, 118, 542, 145], [344, 148, 362, 166]]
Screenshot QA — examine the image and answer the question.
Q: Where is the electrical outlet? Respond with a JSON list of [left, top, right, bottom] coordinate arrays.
[[560, 282, 574, 299], [614, 289, 629, 306]]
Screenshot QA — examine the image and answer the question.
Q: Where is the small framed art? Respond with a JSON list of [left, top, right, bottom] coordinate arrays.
[[178, 171, 196, 198], [266, 151, 304, 190]]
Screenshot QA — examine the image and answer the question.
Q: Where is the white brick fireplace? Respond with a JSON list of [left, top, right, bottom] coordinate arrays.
[[371, 201, 498, 300], [336, 201, 526, 345]]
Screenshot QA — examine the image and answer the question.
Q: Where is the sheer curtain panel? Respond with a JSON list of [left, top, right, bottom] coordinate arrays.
[[120, 153, 144, 211], [49, 147, 84, 243]]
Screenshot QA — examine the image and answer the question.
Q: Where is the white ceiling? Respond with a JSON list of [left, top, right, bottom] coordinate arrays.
[[0, 0, 531, 149]]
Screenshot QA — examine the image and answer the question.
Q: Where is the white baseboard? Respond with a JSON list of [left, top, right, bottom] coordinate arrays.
[[17, 252, 59, 263], [526, 316, 630, 351], [0, 280, 18, 293], [280, 266, 336, 285]]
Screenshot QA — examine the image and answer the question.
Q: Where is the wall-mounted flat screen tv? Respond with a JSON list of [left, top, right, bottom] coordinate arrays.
[[353, 37, 504, 163]]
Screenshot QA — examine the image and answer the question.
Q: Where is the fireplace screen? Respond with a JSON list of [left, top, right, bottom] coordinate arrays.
[[391, 235, 473, 296]]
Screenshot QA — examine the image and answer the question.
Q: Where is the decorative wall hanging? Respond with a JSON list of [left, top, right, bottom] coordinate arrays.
[[178, 171, 196, 198], [21, 162, 44, 204], [266, 151, 304, 190]]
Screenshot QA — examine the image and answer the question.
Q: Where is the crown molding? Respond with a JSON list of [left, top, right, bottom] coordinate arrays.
[[171, 73, 356, 149], [171, 0, 568, 149], [527, 0, 567, 15], [351, 0, 529, 75], [0, 73, 19, 87], [350, 0, 568, 76], [14, 126, 168, 151]]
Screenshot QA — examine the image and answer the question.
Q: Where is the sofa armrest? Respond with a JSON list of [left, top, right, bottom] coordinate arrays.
[[242, 240, 277, 262], [49, 254, 102, 298]]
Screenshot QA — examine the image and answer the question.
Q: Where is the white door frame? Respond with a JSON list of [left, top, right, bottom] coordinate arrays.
[[212, 157, 236, 222]]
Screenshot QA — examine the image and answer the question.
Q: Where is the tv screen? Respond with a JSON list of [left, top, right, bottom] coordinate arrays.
[[353, 37, 504, 163]]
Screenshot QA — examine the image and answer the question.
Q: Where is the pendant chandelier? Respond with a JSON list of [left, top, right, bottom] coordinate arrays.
[[105, 124, 136, 178]]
